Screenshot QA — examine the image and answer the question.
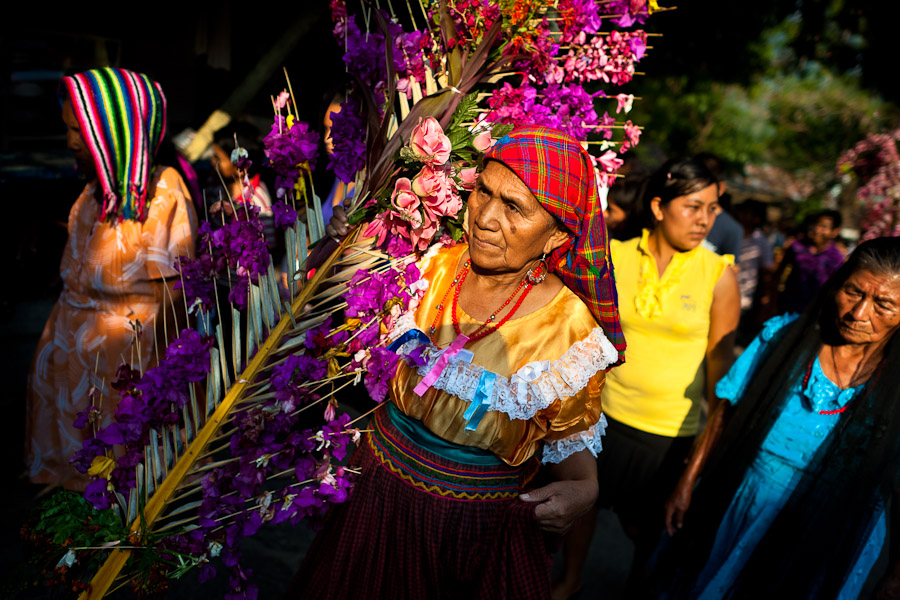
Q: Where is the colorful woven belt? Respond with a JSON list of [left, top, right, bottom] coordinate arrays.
[[368, 407, 523, 501]]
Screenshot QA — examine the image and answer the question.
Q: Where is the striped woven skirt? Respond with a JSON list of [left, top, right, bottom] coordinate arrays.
[[290, 404, 551, 599]]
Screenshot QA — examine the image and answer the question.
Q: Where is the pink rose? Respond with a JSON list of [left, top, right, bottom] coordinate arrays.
[[412, 166, 462, 217], [390, 177, 422, 225], [411, 167, 443, 197], [423, 188, 462, 218], [472, 130, 495, 153], [458, 167, 478, 190], [409, 206, 439, 251], [410, 117, 452, 165]]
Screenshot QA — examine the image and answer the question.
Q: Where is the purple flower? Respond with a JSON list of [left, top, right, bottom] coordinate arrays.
[[174, 254, 217, 312], [364, 348, 400, 403], [327, 97, 367, 184], [384, 234, 414, 258], [228, 277, 250, 310], [73, 406, 100, 429], [263, 116, 319, 199], [84, 478, 111, 510], [198, 563, 217, 584], [70, 437, 110, 474], [271, 200, 297, 230]]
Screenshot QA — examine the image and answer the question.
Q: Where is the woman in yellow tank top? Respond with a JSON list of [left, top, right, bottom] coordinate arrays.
[[554, 157, 740, 599]]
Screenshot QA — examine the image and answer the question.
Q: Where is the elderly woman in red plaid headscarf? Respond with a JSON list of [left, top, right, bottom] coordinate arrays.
[[295, 126, 623, 600]]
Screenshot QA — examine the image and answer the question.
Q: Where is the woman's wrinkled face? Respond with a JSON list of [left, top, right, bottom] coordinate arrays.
[[467, 161, 568, 274], [834, 269, 900, 346], [62, 99, 96, 179], [651, 183, 719, 252]]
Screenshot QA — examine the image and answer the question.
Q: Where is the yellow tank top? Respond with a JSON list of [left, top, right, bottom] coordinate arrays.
[[604, 229, 733, 437]]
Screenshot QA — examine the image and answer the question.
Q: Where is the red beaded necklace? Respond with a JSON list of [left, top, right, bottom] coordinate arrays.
[[801, 356, 852, 415], [427, 258, 545, 343]]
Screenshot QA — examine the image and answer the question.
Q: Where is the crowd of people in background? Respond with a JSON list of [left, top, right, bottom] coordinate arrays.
[[24, 66, 900, 599]]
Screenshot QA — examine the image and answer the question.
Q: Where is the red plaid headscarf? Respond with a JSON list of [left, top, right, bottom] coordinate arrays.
[[485, 126, 625, 362]]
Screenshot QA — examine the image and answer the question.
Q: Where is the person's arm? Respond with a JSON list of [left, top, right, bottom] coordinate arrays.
[[664, 400, 730, 535], [876, 484, 900, 599], [706, 266, 740, 413], [520, 449, 598, 534]]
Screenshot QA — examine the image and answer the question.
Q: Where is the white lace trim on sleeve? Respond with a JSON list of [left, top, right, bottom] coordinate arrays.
[[407, 326, 617, 422], [541, 413, 608, 464]]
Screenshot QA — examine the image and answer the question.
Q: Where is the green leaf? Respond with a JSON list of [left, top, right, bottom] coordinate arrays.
[[491, 123, 514, 139], [445, 208, 467, 241]]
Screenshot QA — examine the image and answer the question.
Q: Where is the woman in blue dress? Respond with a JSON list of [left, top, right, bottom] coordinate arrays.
[[655, 237, 900, 599]]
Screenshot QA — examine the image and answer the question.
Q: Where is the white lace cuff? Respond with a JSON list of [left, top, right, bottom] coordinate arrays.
[[541, 414, 608, 464]]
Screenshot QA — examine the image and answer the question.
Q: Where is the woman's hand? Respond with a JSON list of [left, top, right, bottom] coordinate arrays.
[[521, 449, 598, 534], [664, 475, 694, 536], [325, 205, 350, 240], [521, 479, 598, 534]]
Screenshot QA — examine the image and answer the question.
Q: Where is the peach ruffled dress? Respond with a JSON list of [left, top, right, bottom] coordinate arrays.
[[26, 167, 197, 489]]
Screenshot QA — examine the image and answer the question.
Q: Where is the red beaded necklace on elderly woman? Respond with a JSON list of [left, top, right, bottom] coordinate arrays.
[[427, 257, 547, 344]]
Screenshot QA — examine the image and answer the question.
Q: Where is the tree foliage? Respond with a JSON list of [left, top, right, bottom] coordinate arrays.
[[631, 4, 899, 205]]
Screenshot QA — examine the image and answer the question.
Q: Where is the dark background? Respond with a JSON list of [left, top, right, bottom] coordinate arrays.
[[0, 0, 896, 596]]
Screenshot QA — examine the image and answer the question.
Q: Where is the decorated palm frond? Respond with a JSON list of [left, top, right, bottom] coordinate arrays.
[[22, 1, 667, 597]]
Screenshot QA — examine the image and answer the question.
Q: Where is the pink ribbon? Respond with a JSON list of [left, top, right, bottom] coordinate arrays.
[[414, 334, 469, 396]]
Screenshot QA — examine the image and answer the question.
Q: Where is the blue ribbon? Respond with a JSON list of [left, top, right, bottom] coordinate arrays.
[[387, 329, 431, 352], [463, 370, 496, 431]]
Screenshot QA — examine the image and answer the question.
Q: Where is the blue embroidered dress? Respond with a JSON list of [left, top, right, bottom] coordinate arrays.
[[693, 314, 886, 599]]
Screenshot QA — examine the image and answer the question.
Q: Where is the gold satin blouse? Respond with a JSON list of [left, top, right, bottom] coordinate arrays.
[[389, 244, 612, 467]]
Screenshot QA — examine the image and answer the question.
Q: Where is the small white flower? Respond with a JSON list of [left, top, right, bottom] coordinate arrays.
[[57, 549, 77, 568]]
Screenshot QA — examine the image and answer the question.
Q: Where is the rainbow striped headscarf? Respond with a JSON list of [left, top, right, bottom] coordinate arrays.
[[485, 126, 625, 363], [60, 67, 167, 222]]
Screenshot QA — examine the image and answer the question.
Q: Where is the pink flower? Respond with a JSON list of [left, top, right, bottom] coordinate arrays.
[[410, 167, 444, 197], [458, 167, 478, 190], [364, 210, 403, 245], [596, 172, 617, 188], [615, 94, 634, 114], [597, 150, 624, 173], [274, 91, 290, 111], [424, 189, 463, 218], [410, 117, 452, 165], [412, 166, 462, 217], [624, 120, 641, 147], [397, 77, 412, 99], [409, 206, 439, 251], [472, 130, 495, 153], [391, 178, 421, 215]]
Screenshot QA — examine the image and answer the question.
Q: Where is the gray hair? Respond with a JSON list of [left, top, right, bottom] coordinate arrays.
[[850, 237, 900, 279]]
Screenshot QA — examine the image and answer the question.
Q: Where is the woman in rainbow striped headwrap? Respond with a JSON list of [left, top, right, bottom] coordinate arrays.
[[25, 67, 198, 490]]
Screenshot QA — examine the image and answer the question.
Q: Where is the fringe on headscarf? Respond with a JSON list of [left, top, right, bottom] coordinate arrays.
[[60, 67, 167, 222]]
